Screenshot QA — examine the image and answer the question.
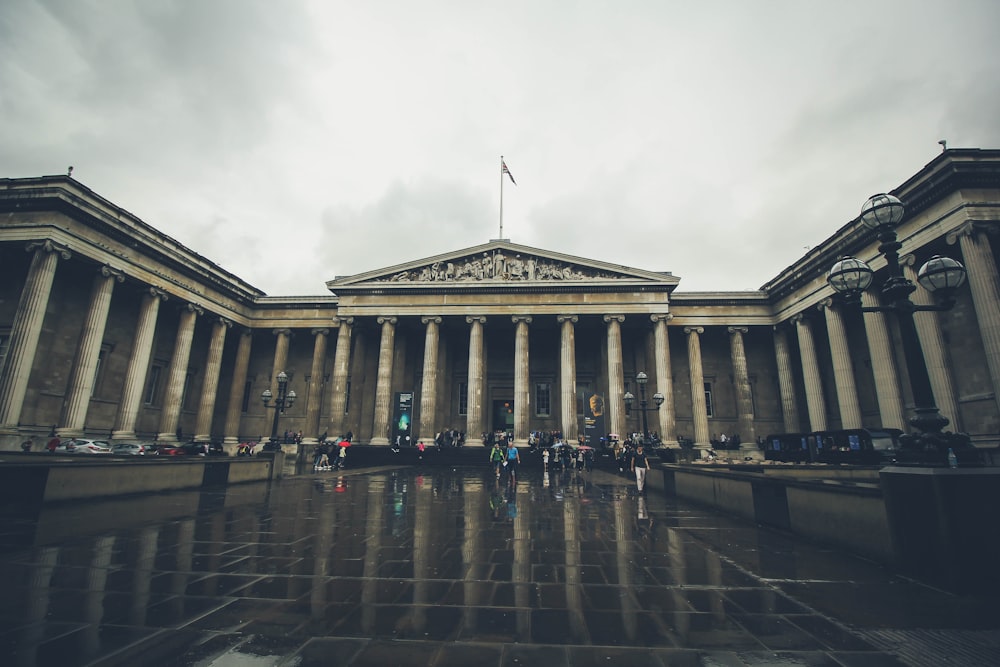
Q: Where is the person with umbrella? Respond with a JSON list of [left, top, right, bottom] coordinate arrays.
[[334, 436, 350, 470]]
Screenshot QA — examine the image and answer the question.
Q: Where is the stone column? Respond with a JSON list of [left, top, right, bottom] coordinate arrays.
[[193, 317, 231, 443], [267, 328, 293, 445], [327, 317, 353, 439], [651, 314, 678, 446], [793, 313, 827, 432], [58, 266, 124, 437], [0, 240, 71, 436], [512, 315, 532, 447], [948, 223, 1000, 416], [772, 325, 800, 433], [861, 291, 906, 430], [113, 288, 167, 440], [370, 316, 397, 445], [901, 257, 960, 429], [222, 329, 253, 449], [465, 316, 487, 443], [684, 326, 710, 446], [727, 326, 757, 451], [301, 328, 329, 446], [557, 315, 578, 441], [418, 316, 442, 443], [157, 304, 203, 442], [604, 314, 626, 440], [820, 299, 862, 429]]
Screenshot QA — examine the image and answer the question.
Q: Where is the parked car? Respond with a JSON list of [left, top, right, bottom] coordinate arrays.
[[111, 442, 151, 456], [150, 444, 186, 456], [180, 442, 228, 456], [68, 439, 113, 454]]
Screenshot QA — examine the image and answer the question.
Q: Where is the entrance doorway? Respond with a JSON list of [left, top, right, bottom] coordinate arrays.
[[492, 399, 514, 434]]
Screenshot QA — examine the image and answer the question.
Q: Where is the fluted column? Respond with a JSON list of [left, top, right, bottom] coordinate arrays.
[[512, 315, 532, 447], [113, 288, 167, 440], [58, 266, 124, 437], [727, 326, 757, 450], [157, 304, 203, 442], [684, 326, 710, 445], [327, 317, 353, 439], [793, 313, 826, 432], [900, 257, 960, 429], [820, 299, 862, 429], [948, 223, 1000, 416], [418, 316, 442, 443], [557, 315, 578, 440], [193, 317, 231, 443], [604, 314, 626, 440], [651, 314, 677, 446], [222, 329, 253, 448], [772, 325, 801, 433], [370, 316, 397, 445], [465, 316, 487, 442], [861, 291, 906, 430], [301, 328, 329, 446], [0, 241, 71, 436]]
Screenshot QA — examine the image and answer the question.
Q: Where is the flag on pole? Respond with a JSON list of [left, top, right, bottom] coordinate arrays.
[[502, 160, 517, 185]]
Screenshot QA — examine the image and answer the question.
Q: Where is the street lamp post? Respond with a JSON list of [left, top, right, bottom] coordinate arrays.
[[623, 371, 665, 446], [261, 371, 296, 450], [827, 193, 973, 466]]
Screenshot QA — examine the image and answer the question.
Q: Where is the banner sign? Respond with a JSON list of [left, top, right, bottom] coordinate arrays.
[[583, 392, 605, 446], [394, 392, 413, 446]]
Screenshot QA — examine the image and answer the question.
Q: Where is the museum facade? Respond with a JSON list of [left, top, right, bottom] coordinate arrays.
[[1, 149, 998, 454]]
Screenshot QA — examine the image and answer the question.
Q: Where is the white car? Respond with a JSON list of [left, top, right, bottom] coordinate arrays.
[[67, 439, 113, 454], [111, 442, 150, 456]]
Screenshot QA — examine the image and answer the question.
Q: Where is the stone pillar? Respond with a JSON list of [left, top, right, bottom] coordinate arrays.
[[684, 326, 710, 446], [820, 299, 862, 429], [370, 316, 397, 445], [418, 316, 442, 443], [222, 329, 253, 448], [772, 325, 800, 433], [727, 326, 757, 452], [512, 315, 532, 447], [58, 266, 124, 437], [651, 314, 678, 446], [157, 304, 203, 442], [901, 257, 960, 429], [267, 328, 292, 445], [113, 288, 167, 440], [327, 317, 353, 439], [193, 317, 231, 443], [793, 313, 827, 432], [301, 328, 329, 446], [465, 316, 487, 443], [861, 291, 906, 430], [0, 240, 71, 436], [557, 315, 578, 441], [604, 314, 626, 441], [948, 223, 1000, 417]]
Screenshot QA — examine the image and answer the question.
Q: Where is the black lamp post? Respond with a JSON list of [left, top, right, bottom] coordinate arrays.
[[827, 193, 972, 466], [623, 371, 665, 446], [261, 371, 296, 450]]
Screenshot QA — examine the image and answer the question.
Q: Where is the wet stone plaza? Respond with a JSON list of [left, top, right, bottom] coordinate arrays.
[[2, 463, 999, 667]]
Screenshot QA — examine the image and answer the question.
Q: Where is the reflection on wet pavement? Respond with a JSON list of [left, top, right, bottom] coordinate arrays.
[[1, 465, 998, 666]]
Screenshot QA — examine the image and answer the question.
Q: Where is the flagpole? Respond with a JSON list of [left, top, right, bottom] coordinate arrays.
[[499, 155, 504, 240]]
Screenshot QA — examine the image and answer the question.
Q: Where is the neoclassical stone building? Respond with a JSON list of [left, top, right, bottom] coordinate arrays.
[[1, 149, 998, 454]]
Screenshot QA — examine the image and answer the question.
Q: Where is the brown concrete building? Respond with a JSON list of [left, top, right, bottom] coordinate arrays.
[[1, 149, 998, 454]]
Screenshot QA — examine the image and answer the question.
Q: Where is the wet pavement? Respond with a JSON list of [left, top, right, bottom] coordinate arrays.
[[1, 464, 999, 667]]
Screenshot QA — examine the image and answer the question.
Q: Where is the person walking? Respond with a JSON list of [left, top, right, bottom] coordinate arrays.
[[417, 440, 426, 464], [632, 445, 649, 493], [490, 443, 504, 478], [505, 443, 520, 484]]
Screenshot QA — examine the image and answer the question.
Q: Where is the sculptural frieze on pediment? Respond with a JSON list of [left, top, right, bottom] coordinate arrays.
[[375, 250, 627, 283]]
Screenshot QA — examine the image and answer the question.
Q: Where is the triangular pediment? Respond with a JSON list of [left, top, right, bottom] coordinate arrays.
[[326, 240, 679, 291]]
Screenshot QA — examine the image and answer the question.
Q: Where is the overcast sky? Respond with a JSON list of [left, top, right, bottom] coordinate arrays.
[[2, 1, 998, 296]]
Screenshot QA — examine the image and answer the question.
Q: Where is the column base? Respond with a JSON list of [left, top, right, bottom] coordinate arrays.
[[112, 431, 138, 441], [156, 433, 180, 443]]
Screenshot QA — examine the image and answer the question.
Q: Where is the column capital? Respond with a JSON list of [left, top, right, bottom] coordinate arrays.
[[216, 317, 233, 329], [147, 286, 169, 301], [421, 316, 442, 325], [650, 313, 673, 323], [727, 326, 749, 335], [946, 220, 998, 245], [556, 314, 578, 324], [185, 303, 204, 316], [511, 315, 532, 325], [26, 239, 72, 260], [791, 312, 809, 325], [98, 265, 126, 283], [311, 327, 330, 336], [817, 297, 835, 311], [272, 327, 292, 336], [240, 327, 253, 339], [683, 326, 704, 335], [603, 314, 625, 324], [335, 316, 354, 326], [466, 315, 487, 325], [377, 316, 398, 326]]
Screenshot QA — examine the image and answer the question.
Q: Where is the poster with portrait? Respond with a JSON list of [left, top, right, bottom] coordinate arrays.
[[393, 392, 413, 445], [583, 392, 605, 446]]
